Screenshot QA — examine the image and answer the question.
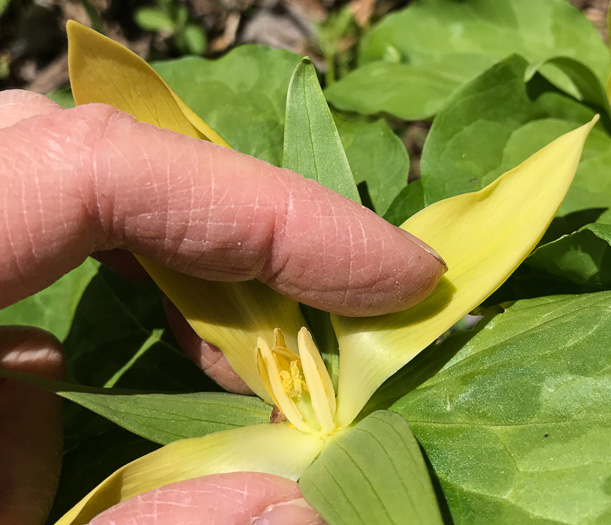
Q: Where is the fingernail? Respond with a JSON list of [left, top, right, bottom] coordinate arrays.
[[401, 229, 448, 272]]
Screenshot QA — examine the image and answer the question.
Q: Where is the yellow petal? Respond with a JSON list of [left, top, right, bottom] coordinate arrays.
[[298, 328, 336, 434], [332, 117, 597, 427], [57, 424, 325, 525], [144, 260, 305, 402], [67, 20, 228, 145]]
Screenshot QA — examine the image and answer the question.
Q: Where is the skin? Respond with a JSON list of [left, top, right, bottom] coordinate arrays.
[[0, 90, 446, 524]]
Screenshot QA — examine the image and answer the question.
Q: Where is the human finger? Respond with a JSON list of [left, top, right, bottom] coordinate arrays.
[[1, 100, 445, 316], [0, 326, 64, 525], [88, 472, 325, 525]]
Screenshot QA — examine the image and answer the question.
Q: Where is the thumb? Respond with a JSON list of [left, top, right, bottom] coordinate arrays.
[[88, 472, 325, 525]]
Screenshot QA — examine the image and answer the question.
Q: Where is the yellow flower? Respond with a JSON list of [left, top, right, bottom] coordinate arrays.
[[58, 21, 596, 525]]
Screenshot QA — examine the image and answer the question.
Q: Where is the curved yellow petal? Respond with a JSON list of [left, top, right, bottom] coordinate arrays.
[[332, 117, 597, 427], [67, 20, 228, 145], [57, 424, 325, 525], [144, 260, 305, 401]]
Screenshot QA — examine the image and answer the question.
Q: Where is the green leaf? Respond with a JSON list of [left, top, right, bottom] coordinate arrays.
[[325, 54, 491, 120], [393, 292, 611, 524], [526, 222, 611, 290], [153, 46, 302, 166], [420, 55, 611, 225], [328, 0, 609, 119], [134, 7, 175, 32], [0, 258, 99, 340], [282, 58, 360, 203], [334, 114, 408, 214], [48, 87, 76, 108], [525, 56, 611, 118], [300, 411, 444, 525], [176, 23, 207, 56], [383, 179, 425, 226], [60, 266, 211, 392], [59, 391, 271, 445]]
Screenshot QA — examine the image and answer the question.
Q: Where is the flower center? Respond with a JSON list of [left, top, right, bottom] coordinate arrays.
[[256, 327, 337, 435]]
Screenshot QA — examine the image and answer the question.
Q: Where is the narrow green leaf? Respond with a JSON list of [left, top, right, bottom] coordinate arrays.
[[0, 369, 270, 445], [300, 411, 444, 525], [526, 222, 611, 290], [282, 57, 360, 203], [393, 292, 611, 524], [59, 391, 271, 445]]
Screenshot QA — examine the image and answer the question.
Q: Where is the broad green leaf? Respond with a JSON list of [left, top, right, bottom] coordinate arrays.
[[526, 222, 611, 290], [329, 0, 609, 119], [334, 114, 408, 215], [282, 58, 360, 203], [393, 292, 611, 524], [383, 179, 425, 226], [332, 117, 595, 427], [60, 391, 271, 445], [0, 258, 98, 341], [56, 265, 208, 392], [420, 55, 611, 224], [300, 411, 444, 525], [153, 46, 300, 165], [57, 424, 324, 525], [325, 54, 491, 120], [47, 428, 160, 524], [525, 56, 611, 118]]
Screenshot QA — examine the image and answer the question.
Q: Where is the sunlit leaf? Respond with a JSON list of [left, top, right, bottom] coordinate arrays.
[[393, 292, 611, 524], [326, 0, 609, 119], [301, 411, 444, 525]]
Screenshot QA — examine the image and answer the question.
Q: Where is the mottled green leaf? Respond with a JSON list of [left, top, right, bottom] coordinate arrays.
[[282, 58, 360, 202], [393, 292, 611, 524], [300, 411, 444, 525], [327, 0, 609, 119], [420, 55, 611, 225]]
